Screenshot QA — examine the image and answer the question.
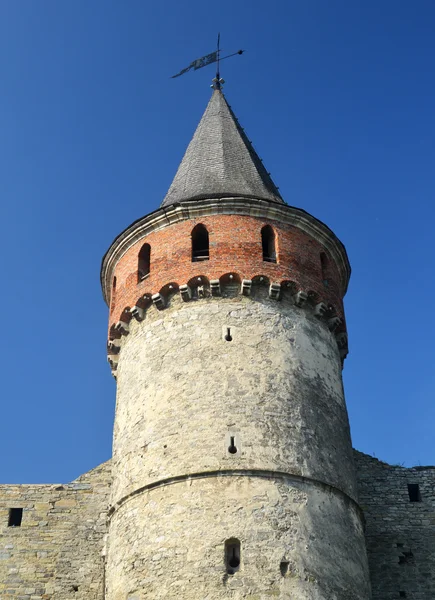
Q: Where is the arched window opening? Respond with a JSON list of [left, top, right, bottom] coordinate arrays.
[[261, 225, 276, 263], [191, 224, 209, 262], [225, 539, 241, 574], [138, 244, 151, 282], [320, 252, 329, 287]]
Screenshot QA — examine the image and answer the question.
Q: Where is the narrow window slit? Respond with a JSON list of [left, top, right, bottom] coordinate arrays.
[[228, 436, 237, 454], [8, 508, 23, 527], [225, 539, 240, 574], [280, 560, 289, 577], [225, 328, 232, 341]]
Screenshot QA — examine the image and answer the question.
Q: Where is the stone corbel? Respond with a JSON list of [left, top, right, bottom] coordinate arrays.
[[107, 355, 119, 369], [269, 282, 281, 300], [294, 290, 308, 307], [152, 293, 165, 310], [179, 284, 192, 302], [210, 279, 221, 297], [241, 279, 252, 296], [314, 302, 328, 318], [114, 321, 129, 335], [327, 316, 342, 332], [107, 339, 121, 354], [130, 306, 145, 321]]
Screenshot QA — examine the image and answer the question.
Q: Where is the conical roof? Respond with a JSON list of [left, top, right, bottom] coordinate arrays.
[[161, 89, 284, 207]]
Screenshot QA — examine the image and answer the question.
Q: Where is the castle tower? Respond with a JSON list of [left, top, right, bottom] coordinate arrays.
[[101, 88, 372, 599]]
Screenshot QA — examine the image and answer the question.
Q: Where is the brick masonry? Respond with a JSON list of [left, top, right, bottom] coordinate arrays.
[[108, 213, 345, 334]]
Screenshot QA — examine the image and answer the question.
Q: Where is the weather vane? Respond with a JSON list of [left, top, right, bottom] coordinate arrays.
[[171, 34, 244, 88]]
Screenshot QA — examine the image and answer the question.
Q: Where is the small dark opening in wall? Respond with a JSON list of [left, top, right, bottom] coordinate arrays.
[[408, 483, 421, 502], [138, 243, 151, 282], [225, 327, 232, 341], [8, 508, 23, 527], [72, 585, 79, 592], [399, 592, 406, 598], [280, 560, 289, 576], [228, 436, 237, 454], [191, 224, 209, 262], [225, 539, 240, 574], [398, 549, 414, 565], [320, 252, 329, 286], [261, 225, 277, 263]]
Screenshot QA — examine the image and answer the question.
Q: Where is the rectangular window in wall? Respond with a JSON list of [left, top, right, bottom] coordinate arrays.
[[407, 484, 421, 502], [8, 508, 23, 527]]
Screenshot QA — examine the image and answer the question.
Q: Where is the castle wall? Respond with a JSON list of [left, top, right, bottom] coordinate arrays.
[[0, 461, 111, 600], [111, 289, 354, 505], [354, 451, 435, 600], [107, 286, 370, 599], [107, 476, 369, 600]]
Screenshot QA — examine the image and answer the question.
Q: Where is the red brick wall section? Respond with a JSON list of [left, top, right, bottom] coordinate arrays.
[[108, 215, 346, 338]]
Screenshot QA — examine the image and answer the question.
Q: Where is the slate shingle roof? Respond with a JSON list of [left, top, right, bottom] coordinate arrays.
[[161, 89, 284, 207]]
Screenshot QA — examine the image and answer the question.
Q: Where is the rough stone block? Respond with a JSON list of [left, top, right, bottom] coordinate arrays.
[[314, 302, 328, 318], [241, 279, 252, 296], [151, 293, 165, 310], [269, 282, 281, 300], [294, 290, 308, 307], [179, 284, 192, 302], [327, 316, 342, 332], [114, 321, 129, 335], [130, 306, 145, 322], [210, 279, 221, 297]]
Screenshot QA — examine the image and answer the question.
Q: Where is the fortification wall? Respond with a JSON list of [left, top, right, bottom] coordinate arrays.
[[0, 461, 111, 600], [111, 288, 355, 506], [107, 283, 370, 599], [354, 450, 435, 600], [107, 475, 369, 600]]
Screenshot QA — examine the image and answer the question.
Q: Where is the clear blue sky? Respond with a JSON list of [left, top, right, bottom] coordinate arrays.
[[1, 1, 434, 483]]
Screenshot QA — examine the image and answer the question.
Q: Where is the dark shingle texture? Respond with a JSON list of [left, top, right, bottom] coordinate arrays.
[[161, 90, 284, 207]]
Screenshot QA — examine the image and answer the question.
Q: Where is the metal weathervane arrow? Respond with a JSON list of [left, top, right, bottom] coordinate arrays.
[[171, 34, 244, 88]]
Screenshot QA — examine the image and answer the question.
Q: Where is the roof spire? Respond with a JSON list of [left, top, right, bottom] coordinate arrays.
[[211, 33, 225, 90], [161, 88, 284, 208]]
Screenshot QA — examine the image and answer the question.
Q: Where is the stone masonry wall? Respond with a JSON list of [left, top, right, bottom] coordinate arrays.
[[355, 450, 435, 600], [107, 284, 370, 599], [111, 287, 356, 507], [0, 461, 111, 600], [107, 475, 370, 600]]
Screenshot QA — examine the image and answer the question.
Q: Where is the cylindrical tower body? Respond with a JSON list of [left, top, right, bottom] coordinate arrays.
[[101, 90, 371, 599]]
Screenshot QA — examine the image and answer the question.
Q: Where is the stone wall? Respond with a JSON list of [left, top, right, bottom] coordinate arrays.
[[107, 284, 370, 599], [107, 475, 370, 600], [0, 461, 111, 600], [354, 450, 435, 600]]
